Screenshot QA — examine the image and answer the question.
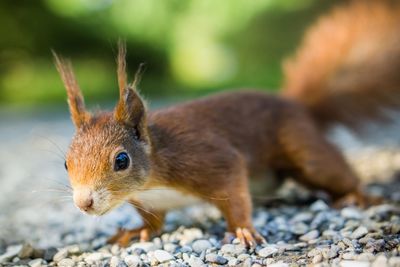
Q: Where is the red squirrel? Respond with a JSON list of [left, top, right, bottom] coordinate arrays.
[[54, 0, 400, 247]]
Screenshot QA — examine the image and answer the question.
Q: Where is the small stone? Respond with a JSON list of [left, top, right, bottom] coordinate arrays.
[[85, 252, 104, 262], [291, 212, 313, 223], [391, 224, 400, 235], [290, 222, 309, 235], [28, 259, 43, 267], [242, 258, 252, 267], [161, 243, 176, 254], [351, 226, 369, 239], [220, 244, 246, 256], [310, 200, 329, 212], [53, 248, 69, 262], [57, 258, 75, 267], [312, 254, 322, 264], [257, 245, 278, 258], [0, 245, 22, 263], [356, 252, 375, 261], [154, 250, 174, 263], [342, 253, 356, 260], [388, 257, 400, 267], [264, 258, 275, 265], [299, 230, 320, 242], [124, 254, 140, 267], [191, 240, 212, 254], [180, 228, 204, 245], [67, 245, 81, 255], [238, 253, 250, 261], [43, 247, 57, 262], [307, 248, 321, 258], [372, 254, 387, 267], [180, 246, 192, 253], [187, 255, 205, 267], [18, 243, 35, 259], [339, 260, 370, 267], [341, 207, 363, 220], [128, 242, 157, 253], [220, 244, 234, 255], [321, 245, 339, 259], [205, 253, 227, 265], [268, 262, 289, 267], [228, 258, 239, 266], [110, 256, 123, 267]]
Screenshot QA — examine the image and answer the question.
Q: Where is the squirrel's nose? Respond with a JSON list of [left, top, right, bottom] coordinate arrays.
[[73, 188, 94, 212]]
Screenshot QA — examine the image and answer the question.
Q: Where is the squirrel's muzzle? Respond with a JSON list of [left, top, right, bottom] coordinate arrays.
[[73, 187, 94, 213]]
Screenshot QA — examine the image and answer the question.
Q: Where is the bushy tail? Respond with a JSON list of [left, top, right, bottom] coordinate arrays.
[[282, 0, 400, 130]]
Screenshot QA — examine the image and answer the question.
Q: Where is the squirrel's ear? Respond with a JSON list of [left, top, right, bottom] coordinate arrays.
[[53, 52, 90, 128], [114, 43, 147, 132]]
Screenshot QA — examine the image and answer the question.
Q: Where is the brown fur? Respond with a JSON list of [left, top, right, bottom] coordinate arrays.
[[56, 0, 399, 247], [283, 0, 400, 130]]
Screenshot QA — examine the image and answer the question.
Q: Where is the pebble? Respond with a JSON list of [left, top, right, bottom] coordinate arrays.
[[388, 257, 400, 266], [187, 255, 205, 267], [57, 258, 75, 267], [351, 226, 369, 239], [43, 247, 57, 262], [290, 222, 309, 235], [205, 253, 228, 265], [371, 254, 387, 267], [128, 242, 157, 252], [321, 245, 339, 259], [310, 200, 329, 212], [299, 230, 320, 242], [220, 244, 246, 256], [85, 252, 105, 262], [163, 243, 178, 253], [53, 248, 69, 262], [257, 245, 278, 258], [339, 260, 370, 267], [341, 207, 363, 220], [18, 243, 35, 259], [124, 255, 140, 267], [28, 259, 44, 267], [268, 262, 289, 267], [154, 249, 174, 263], [313, 254, 322, 264], [191, 240, 212, 254], [110, 256, 123, 267], [0, 245, 22, 263]]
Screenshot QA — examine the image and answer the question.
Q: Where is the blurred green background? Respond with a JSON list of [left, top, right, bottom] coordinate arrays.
[[0, 0, 341, 108]]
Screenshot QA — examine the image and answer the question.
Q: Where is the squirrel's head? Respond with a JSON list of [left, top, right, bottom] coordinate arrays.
[[54, 44, 152, 215]]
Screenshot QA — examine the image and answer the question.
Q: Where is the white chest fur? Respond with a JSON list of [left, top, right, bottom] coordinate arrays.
[[135, 187, 202, 211]]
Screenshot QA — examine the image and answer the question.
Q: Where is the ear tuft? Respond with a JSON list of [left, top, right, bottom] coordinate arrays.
[[114, 43, 148, 139], [53, 51, 90, 128]]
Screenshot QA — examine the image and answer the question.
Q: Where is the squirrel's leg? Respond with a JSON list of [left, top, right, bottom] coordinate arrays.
[[210, 166, 265, 247], [278, 117, 379, 206], [107, 200, 165, 247]]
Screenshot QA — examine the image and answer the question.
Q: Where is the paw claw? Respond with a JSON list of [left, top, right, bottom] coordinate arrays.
[[234, 227, 265, 248], [107, 227, 147, 247]]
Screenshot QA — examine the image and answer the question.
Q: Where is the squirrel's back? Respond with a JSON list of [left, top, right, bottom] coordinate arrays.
[[282, 0, 400, 130]]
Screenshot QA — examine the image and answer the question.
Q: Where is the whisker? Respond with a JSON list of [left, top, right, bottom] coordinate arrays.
[[33, 134, 67, 158]]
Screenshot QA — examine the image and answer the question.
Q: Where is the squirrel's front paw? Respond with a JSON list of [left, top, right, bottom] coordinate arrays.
[[107, 227, 151, 247], [223, 227, 266, 248], [333, 188, 384, 209]]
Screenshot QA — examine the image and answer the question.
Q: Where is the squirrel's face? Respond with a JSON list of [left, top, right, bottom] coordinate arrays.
[[54, 43, 151, 215], [65, 115, 151, 215]]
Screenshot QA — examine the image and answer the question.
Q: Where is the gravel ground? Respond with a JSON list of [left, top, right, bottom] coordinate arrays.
[[0, 108, 400, 267]]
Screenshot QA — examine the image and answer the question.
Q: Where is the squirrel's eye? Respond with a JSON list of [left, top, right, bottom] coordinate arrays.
[[114, 152, 130, 171], [64, 161, 68, 171]]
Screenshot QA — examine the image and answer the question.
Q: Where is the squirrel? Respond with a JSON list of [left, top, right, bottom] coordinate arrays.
[[54, 0, 400, 247]]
